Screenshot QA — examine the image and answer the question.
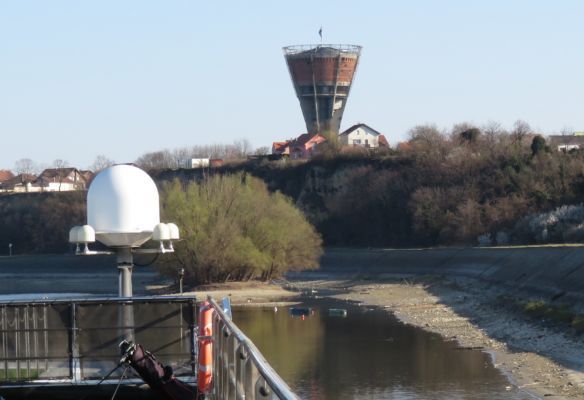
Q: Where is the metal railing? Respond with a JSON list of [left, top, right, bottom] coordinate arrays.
[[0, 296, 196, 387], [1, 295, 299, 399], [208, 297, 299, 400], [283, 44, 362, 55]]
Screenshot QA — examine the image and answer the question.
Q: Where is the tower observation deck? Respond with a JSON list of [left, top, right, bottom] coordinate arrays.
[[283, 44, 362, 137]]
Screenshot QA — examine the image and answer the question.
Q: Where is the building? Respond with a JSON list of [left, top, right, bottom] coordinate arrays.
[[181, 158, 223, 169], [79, 170, 95, 186], [35, 168, 87, 191], [272, 142, 290, 156], [183, 158, 210, 169], [272, 133, 327, 159], [0, 170, 13, 183], [548, 135, 584, 152], [1, 174, 37, 192], [339, 123, 386, 148], [283, 44, 362, 137], [0, 170, 14, 191], [210, 159, 224, 168]]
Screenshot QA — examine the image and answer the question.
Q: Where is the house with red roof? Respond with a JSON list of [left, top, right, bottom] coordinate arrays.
[[1, 173, 37, 192], [0, 170, 15, 192], [272, 123, 387, 159], [272, 141, 291, 156], [0, 170, 13, 183], [272, 134, 327, 159]]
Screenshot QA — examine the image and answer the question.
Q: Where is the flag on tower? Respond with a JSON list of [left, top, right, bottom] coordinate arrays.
[[318, 26, 322, 39]]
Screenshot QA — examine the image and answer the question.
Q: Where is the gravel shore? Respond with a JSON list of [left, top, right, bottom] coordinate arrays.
[[283, 276, 584, 400]]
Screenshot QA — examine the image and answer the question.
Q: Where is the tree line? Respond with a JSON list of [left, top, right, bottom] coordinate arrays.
[[134, 139, 269, 170], [224, 120, 584, 247], [3, 120, 584, 272], [5, 139, 268, 175]]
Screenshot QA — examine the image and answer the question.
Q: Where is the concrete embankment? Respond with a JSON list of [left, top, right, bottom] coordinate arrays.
[[318, 247, 584, 304]]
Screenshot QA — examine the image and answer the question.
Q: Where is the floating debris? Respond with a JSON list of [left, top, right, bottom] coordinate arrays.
[[328, 308, 348, 317], [290, 307, 311, 317]]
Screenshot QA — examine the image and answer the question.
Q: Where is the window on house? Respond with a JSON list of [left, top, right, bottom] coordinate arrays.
[[353, 139, 361, 145]]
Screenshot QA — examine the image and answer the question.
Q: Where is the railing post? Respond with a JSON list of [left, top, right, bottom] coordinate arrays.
[[70, 302, 81, 382], [255, 376, 271, 399], [24, 305, 30, 380], [32, 306, 39, 377], [43, 305, 48, 373], [15, 307, 20, 380], [236, 344, 247, 399], [189, 299, 196, 375], [1, 306, 7, 381]]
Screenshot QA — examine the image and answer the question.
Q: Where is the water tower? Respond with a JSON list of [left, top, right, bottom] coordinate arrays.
[[69, 164, 179, 298], [283, 44, 362, 137]]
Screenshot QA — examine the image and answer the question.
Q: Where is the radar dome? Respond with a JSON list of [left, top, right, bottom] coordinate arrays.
[[88, 164, 160, 247]]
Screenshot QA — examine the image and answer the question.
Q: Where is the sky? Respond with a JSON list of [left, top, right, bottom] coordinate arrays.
[[2, 1, 584, 171]]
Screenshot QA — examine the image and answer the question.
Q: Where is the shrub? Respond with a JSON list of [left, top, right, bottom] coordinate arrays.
[[157, 174, 322, 285], [512, 204, 584, 244]]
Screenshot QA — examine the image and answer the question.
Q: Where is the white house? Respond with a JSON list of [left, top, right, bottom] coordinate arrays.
[[338, 123, 385, 148], [548, 135, 584, 152], [184, 158, 210, 169], [35, 168, 87, 192]]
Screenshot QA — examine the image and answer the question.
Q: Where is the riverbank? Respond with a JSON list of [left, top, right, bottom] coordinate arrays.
[[283, 276, 584, 400], [174, 276, 584, 399], [169, 281, 300, 305]]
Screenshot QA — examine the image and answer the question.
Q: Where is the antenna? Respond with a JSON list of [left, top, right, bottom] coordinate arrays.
[[69, 165, 180, 298]]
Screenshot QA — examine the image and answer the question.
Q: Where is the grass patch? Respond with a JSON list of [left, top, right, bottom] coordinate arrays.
[[493, 243, 584, 249], [2, 369, 41, 380], [521, 300, 583, 331], [572, 315, 584, 334]]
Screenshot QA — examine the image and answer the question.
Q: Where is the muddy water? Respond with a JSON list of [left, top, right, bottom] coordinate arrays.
[[233, 300, 535, 400]]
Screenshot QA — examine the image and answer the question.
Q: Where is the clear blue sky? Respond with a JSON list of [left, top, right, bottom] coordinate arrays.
[[2, 1, 584, 170]]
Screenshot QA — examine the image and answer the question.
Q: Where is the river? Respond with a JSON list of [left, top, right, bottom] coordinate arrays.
[[233, 299, 535, 400]]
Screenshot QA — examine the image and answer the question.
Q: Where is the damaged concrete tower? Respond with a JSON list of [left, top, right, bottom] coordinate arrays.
[[283, 44, 362, 138]]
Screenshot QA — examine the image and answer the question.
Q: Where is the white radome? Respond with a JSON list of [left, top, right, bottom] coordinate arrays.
[[87, 165, 160, 247]]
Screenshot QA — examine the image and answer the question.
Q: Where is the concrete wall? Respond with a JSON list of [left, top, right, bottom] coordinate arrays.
[[0, 254, 159, 295], [319, 247, 584, 302]]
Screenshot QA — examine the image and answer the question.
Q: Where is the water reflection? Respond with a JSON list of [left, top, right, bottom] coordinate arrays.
[[233, 300, 533, 400]]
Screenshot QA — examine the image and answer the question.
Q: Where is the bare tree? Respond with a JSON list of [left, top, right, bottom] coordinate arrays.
[[172, 148, 191, 168], [90, 155, 115, 172], [14, 158, 37, 176], [135, 150, 176, 170], [408, 124, 448, 154], [560, 126, 574, 136], [451, 122, 476, 137], [482, 121, 505, 144], [511, 120, 532, 144], [254, 146, 270, 156], [233, 139, 253, 158], [135, 139, 257, 170], [451, 122, 481, 145], [408, 124, 444, 144], [52, 159, 69, 192]]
